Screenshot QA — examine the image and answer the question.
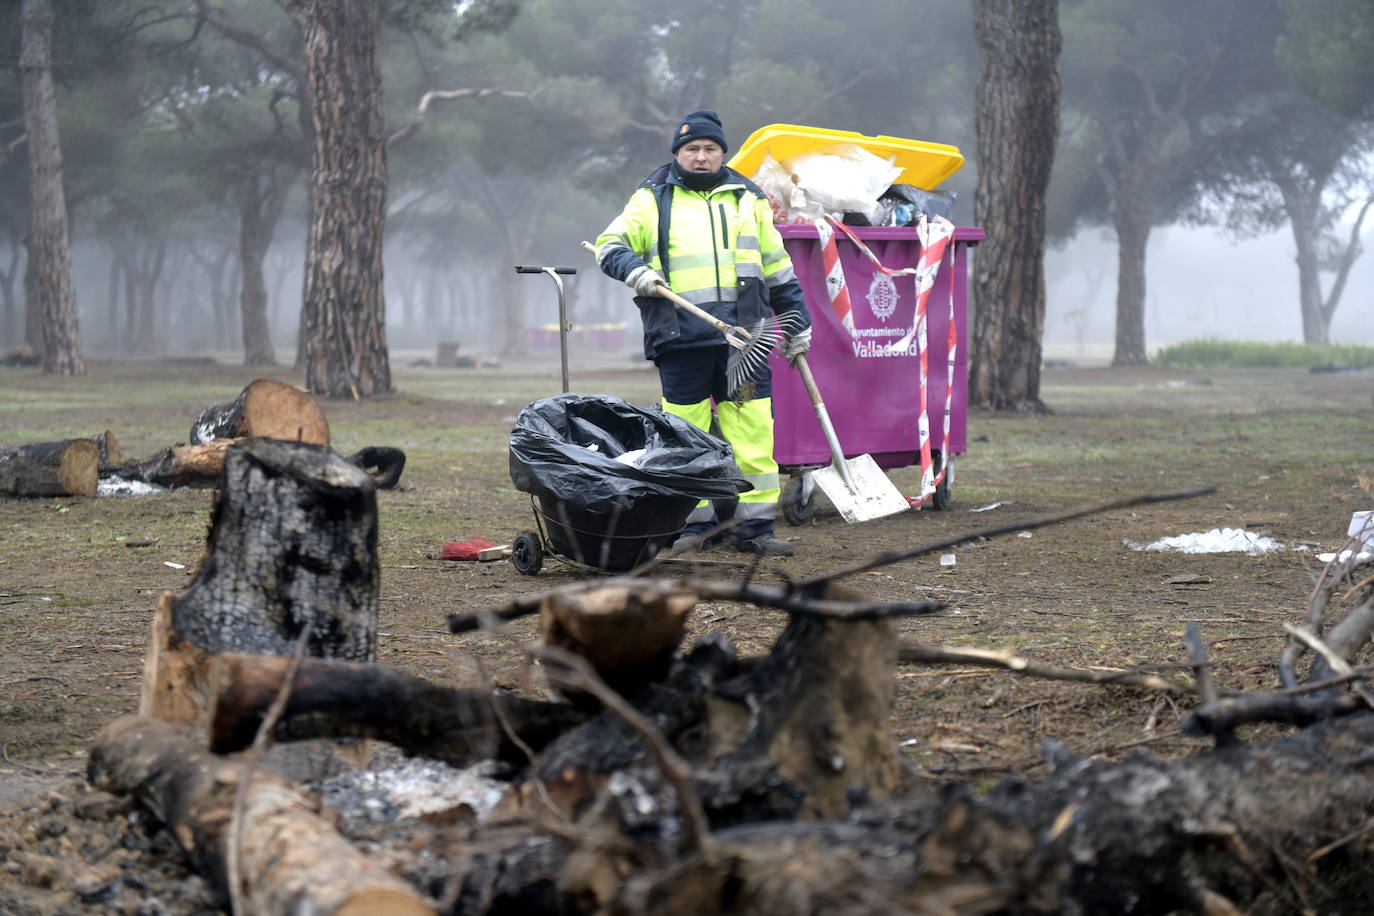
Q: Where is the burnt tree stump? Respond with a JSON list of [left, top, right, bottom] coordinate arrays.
[[141, 438, 380, 727], [190, 378, 331, 447]]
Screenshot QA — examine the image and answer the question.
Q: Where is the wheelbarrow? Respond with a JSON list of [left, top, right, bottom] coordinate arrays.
[[506, 394, 753, 576]]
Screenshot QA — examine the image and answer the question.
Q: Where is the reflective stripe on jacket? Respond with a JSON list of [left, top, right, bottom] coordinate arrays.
[[596, 165, 809, 360]]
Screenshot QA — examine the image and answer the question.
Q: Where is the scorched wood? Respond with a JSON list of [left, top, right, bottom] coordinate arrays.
[[104, 438, 238, 489], [88, 716, 434, 916], [604, 713, 1374, 915], [208, 653, 589, 766], [190, 377, 330, 446], [141, 438, 380, 726]]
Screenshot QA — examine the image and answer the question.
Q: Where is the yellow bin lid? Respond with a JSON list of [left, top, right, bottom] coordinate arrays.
[[727, 123, 964, 190]]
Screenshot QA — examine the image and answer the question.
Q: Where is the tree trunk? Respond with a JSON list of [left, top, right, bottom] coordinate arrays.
[[1111, 180, 1151, 365], [0, 233, 22, 345], [282, 0, 392, 399], [22, 235, 43, 359], [1278, 178, 1331, 346], [188, 378, 330, 447], [969, 0, 1059, 411], [235, 171, 289, 366], [140, 438, 379, 726], [19, 0, 82, 376], [88, 716, 435, 916], [131, 239, 164, 355], [0, 438, 99, 497]]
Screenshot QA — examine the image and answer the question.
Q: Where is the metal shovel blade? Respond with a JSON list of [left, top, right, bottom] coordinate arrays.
[[807, 453, 911, 523]]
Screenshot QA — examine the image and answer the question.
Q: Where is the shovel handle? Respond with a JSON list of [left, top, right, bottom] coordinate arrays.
[[793, 354, 858, 492], [580, 241, 750, 349]]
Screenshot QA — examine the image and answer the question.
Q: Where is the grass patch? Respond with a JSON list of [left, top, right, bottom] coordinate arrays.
[[1153, 339, 1374, 369]]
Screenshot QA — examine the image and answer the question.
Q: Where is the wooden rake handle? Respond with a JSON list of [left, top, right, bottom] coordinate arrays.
[[579, 241, 750, 349]]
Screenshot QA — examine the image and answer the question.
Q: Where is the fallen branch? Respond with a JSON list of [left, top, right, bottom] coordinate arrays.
[[801, 486, 1216, 585], [897, 642, 1197, 694], [448, 577, 943, 635], [1284, 622, 1374, 709]]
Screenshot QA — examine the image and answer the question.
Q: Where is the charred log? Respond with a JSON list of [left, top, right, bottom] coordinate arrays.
[[208, 653, 589, 766], [0, 437, 99, 496], [190, 377, 330, 446], [141, 438, 379, 727], [707, 594, 909, 820], [104, 439, 237, 489], [556, 716, 1374, 916], [495, 583, 906, 871], [88, 716, 434, 916]]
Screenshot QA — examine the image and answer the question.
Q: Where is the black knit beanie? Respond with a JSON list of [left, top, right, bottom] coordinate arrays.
[[671, 109, 728, 154]]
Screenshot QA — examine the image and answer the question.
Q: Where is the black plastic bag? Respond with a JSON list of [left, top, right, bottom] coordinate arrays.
[[508, 394, 750, 570], [883, 184, 958, 223]]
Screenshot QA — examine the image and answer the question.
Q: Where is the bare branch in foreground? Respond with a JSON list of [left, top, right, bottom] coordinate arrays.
[[801, 486, 1216, 585], [897, 642, 1197, 694], [447, 578, 943, 635], [1283, 622, 1374, 709]]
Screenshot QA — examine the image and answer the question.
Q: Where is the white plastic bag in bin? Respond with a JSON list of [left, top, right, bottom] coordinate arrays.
[[752, 152, 820, 224], [785, 142, 902, 222]]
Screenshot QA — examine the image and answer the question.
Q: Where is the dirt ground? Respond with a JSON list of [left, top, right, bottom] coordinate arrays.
[[2, 354, 1372, 913]]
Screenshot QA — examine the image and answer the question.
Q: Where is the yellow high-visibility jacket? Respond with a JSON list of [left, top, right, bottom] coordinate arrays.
[[596, 164, 809, 360]]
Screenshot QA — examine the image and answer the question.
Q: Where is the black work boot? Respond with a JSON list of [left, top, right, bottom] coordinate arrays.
[[733, 532, 795, 557], [671, 521, 720, 553]]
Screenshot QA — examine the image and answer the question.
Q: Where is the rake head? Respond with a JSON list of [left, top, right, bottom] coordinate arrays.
[[725, 309, 807, 398]]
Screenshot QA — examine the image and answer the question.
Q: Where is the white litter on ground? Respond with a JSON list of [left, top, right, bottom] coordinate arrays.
[[97, 475, 166, 497], [1317, 548, 1374, 565], [1125, 527, 1288, 556]]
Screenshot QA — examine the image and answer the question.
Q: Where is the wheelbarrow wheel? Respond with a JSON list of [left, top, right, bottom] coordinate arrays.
[[781, 476, 815, 526], [511, 530, 544, 575], [931, 452, 953, 511]]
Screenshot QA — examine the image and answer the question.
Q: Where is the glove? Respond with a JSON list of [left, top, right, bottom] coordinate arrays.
[[782, 325, 812, 364], [625, 265, 666, 298]]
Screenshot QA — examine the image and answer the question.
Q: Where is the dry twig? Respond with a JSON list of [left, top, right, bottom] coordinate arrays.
[[897, 643, 1197, 694]]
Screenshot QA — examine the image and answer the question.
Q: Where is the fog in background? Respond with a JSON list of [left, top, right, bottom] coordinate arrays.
[[1045, 223, 1374, 361], [6, 0, 1372, 366]]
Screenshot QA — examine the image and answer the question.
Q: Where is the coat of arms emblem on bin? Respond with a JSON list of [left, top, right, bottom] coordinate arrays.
[[866, 272, 898, 321]]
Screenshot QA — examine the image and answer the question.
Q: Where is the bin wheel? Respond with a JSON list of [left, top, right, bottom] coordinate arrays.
[[781, 476, 815, 526], [511, 531, 544, 575], [931, 452, 953, 511]]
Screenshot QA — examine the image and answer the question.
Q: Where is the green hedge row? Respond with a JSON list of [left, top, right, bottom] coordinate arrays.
[[1152, 339, 1374, 369]]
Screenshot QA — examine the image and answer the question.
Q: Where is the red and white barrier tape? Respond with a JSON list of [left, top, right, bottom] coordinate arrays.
[[813, 215, 957, 505]]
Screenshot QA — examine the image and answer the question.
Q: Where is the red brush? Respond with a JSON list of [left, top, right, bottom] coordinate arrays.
[[441, 536, 500, 561]]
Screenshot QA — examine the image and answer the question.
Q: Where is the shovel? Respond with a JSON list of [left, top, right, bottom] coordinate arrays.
[[792, 353, 910, 523]]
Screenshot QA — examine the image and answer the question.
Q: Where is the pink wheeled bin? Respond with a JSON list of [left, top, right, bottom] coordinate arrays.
[[768, 222, 984, 525]]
